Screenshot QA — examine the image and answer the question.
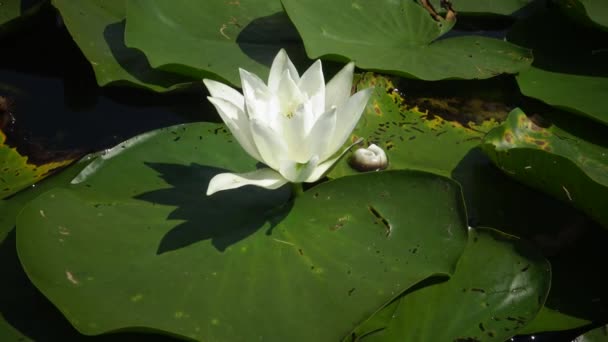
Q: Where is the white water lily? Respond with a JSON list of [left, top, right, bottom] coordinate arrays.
[[203, 49, 372, 195]]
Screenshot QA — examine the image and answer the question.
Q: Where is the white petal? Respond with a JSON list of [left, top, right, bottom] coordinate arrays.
[[325, 62, 355, 111], [306, 106, 337, 161], [298, 60, 325, 116], [239, 68, 274, 122], [328, 88, 373, 157], [250, 119, 287, 170], [280, 101, 313, 163], [206, 169, 288, 195], [207, 97, 262, 161], [203, 79, 244, 110], [305, 138, 363, 183], [279, 156, 320, 183], [268, 49, 300, 93], [278, 69, 305, 118]]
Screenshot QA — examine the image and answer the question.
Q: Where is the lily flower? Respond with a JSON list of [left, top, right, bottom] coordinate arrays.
[[203, 49, 372, 195]]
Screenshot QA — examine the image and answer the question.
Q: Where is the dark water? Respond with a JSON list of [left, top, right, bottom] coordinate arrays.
[[0, 5, 215, 161]]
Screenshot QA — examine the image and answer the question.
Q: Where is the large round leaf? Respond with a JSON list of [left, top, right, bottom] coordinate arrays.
[[281, 0, 532, 80], [125, 0, 306, 87], [350, 228, 551, 341], [16, 122, 468, 341], [52, 0, 194, 91], [508, 6, 608, 126], [481, 108, 608, 228]]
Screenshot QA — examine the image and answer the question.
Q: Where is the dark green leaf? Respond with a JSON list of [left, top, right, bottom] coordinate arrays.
[[125, 0, 306, 87], [351, 228, 551, 341], [481, 108, 608, 228], [52, 0, 194, 91], [508, 6, 608, 126], [558, 0, 608, 30], [281, 0, 532, 80]]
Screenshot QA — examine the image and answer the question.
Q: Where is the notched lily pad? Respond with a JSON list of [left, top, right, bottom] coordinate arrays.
[[125, 0, 307, 87], [52, 0, 195, 92], [282, 0, 532, 80], [481, 108, 608, 228], [349, 227, 551, 342]]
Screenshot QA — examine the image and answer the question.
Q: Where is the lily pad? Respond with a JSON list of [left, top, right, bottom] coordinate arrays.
[[329, 73, 500, 178], [508, 6, 608, 126], [575, 325, 608, 342], [0, 154, 95, 242], [430, 0, 535, 16], [518, 307, 591, 335], [558, 0, 608, 30], [0, 129, 75, 200], [52, 0, 194, 91], [124, 0, 306, 87], [16, 122, 468, 341], [329, 73, 592, 243], [481, 108, 608, 228], [350, 227, 551, 341], [281, 0, 532, 80]]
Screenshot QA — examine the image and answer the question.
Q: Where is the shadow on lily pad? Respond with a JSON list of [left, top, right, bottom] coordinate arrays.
[[103, 20, 196, 88], [136, 162, 292, 254], [236, 11, 309, 70]]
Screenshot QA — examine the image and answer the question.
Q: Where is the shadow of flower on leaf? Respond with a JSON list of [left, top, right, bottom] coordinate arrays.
[[136, 162, 292, 254]]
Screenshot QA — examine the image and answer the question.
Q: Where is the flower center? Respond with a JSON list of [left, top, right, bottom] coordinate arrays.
[[283, 101, 300, 119]]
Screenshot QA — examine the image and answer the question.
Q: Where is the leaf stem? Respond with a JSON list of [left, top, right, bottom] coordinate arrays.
[[291, 182, 304, 198]]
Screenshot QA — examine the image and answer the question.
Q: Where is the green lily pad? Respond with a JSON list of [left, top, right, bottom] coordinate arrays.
[[0, 129, 75, 200], [575, 325, 608, 342], [330, 73, 591, 243], [508, 6, 608, 126], [1, 229, 182, 342], [430, 0, 535, 15], [349, 227, 551, 341], [0, 314, 28, 342], [16, 122, 468, 341], [481, 108, 608, 228], [329, 73, 500, 178], [0, 0, 25, 26], [558, 0, 608, 30], [124, 0, 306, 87], [518, 305, 591, 335], [0, 154, 95, 243], [281, 0, 532, 80], [52, 0, 194, 91]]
